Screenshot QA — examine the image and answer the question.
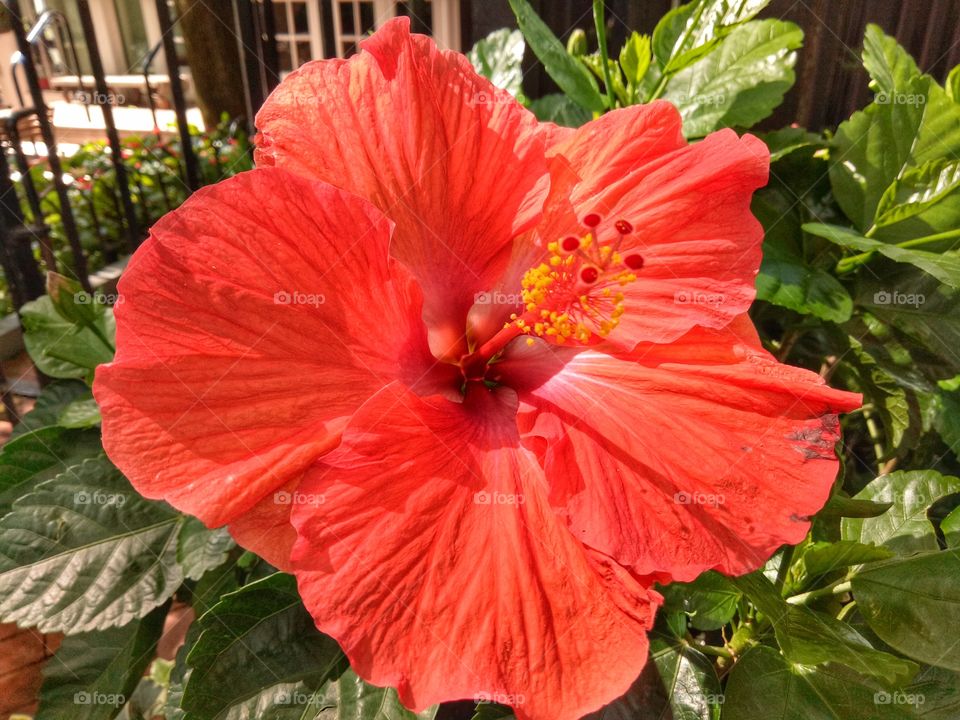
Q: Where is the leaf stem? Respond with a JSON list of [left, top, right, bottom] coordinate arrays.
[[787, 579, 852, 605], [835, 227, 960, 273], [592, 0, 616, 109]]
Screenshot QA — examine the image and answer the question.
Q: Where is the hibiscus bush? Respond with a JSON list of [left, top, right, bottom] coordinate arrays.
[[1, 1, 959, 719]]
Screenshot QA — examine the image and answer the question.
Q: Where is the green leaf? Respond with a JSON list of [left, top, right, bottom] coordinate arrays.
[[947, 64, 960, 102], [318, 670, 438, 720], [829, 55, 960, 232], [795, 541, 895, 586], [471, 703, 514, 720], [177, 517, 236, 581], [936, 389, 960, 460], [0, 456, 183, 633], [905, 665, 960, 718], [842, 470, 960, 553], [618, 31, 651, 90], [856, 272, 960, 378], [10, 379, 90, 439], [58, 397, 102, 428], [652, 0, 772, 73], [874, 159, 960, 228], [852, 550, 960, 671], [861, 23, 922, 95], [467, 28, 524, 98], [942, 506, 960, 548], [758, 126, 825, 162], [663, 19, 802, 137], [723, 645, 917, 719], [507, 0, 604, 112], [182, 573, 347, 720], [847, 336, 915, 451], [0, 426, 103, 513], [756, 240, 852, 322], [20, 294, 115, 382], [528, 93, 591, 127], [819, 492, 893, 520], [735, 573, 918, 686], [35, 604, 168, 720], [658, 571, 741, 631], [805, 222, 960, 288]]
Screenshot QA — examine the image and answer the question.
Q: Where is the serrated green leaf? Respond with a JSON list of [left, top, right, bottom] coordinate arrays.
[[618, 32, 651, 90], [756, 241, 852, 322], [861, 23, 922, 95], [58, 397, 102, 428], [177, 518, 236, 581], [10, 379, 91, 439], [182, 573, 346, 720], [735, 573, 918, 686], [664, 19, 802, 137], [947, 64, 960, 102], [36, 604, 168, 720], [507, 0, 604, 112], [467, 29, 524, 98], [936, 390, 960, 461], [652, 0, 772, 73], [723, 645, 916, 719], [318, 670, 438, 720], [20, 295, 115, 382], [806, 222, 960, 288], [658, 571, 741, 632], [842, 470, 960, 553], [0, 456, 183, 633], [847, 336, 915, 451], [0, 425, 103, 514], [852, 550, 960, 671], [528, 93, 591, 127], [942, 506, 960, 548], [794, 541, 895, 587], [874, 159, 960, 228]]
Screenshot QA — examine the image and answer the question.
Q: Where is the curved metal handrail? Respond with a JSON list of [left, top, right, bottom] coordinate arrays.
[[9, 9, 90, 112]]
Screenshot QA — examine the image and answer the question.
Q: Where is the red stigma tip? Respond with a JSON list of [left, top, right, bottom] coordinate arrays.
[[561, 235, 580, 252], [582, 213, 601, 228], [615, 219, 633, 235], [580, 266, 600, 284], [624, 253, 645, 270]]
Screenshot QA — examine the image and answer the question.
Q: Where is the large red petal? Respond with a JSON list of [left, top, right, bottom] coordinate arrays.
[[290, 383, 659, 720], [94, 168, 442, 532], [508, 321, 861, 581], [535, 102, 769, 346], [255, 18, 549, 355]]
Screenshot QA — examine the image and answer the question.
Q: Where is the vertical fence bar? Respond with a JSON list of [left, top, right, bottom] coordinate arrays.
[[75, 0, 140, 252], [2, 0, 91, 291], [0, 157, 45, 309], [154, 0, 200, 192], [259, 0, 280, 95], [232, 0, 265, 136]]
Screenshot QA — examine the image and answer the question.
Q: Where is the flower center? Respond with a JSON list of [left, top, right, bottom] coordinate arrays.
[[457, 215, 644, 385], [513, 215, 643, 345]]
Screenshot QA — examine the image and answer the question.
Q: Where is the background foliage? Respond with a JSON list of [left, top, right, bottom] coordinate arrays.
[[2, 0, 960, 718]]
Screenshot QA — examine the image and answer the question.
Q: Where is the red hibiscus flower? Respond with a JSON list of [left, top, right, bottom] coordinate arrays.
[[94, 17, 860, 720]]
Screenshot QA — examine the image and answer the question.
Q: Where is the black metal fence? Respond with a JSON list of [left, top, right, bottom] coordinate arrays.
[[0, 0, 278, 313]]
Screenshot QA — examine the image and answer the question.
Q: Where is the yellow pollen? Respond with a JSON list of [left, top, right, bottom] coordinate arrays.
[[515, 222, 644, 345]]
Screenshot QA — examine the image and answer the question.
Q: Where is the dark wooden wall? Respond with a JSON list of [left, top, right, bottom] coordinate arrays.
[[463, 0, 960, 131]]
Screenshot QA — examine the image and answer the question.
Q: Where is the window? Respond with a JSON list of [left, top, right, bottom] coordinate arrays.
[[273, 0, 323, 73]]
